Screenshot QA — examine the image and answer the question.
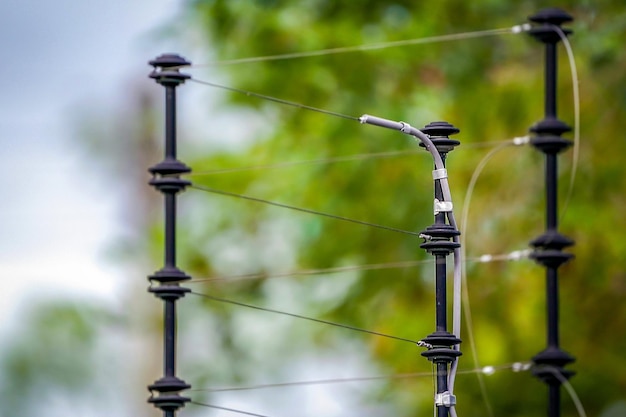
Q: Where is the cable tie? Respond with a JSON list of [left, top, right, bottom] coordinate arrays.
[[435, 391, 456, 407], [417, 340, 433, 349], [511, 23, 532, 34], [434, 198, 453, 215], [513, 135, 530, 146], [419, 233, 433, 241], [432, 168, 448, 180]]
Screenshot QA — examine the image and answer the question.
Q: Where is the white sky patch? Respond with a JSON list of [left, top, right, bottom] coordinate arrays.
[[0, 0, 185, 332]]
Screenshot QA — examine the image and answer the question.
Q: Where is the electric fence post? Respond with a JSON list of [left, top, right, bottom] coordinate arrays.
[[418, 122, 462, 417], [146, 53, 193, 417], [526, 9, 576, 417]]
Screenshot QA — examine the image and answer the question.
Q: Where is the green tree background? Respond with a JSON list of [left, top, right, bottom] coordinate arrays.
[[1, 1, 625, 417], [172, 1, 626, 416]]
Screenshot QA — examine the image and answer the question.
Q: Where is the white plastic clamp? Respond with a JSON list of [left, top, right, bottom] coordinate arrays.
[[434, 198, 453, 215], [435, 391, 456, 407], [432, 168, 448, 180]]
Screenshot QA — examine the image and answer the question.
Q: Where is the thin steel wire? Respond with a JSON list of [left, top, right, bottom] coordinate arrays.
[[182, 140, 518, 177], [190, 401, 271, 417], [457, 139, 523, 417], [187, 259, 430, 284], [183, 250, 530, 285], [189, 184, 422, 237], [189, 362, 532, 393], [186, 150, 424, 176], [191, 371, 435, 393], [190, 291, 419, 345], [190, 78, 359, 121], [188, 27, 518, 67], [187, 363, 532, 417]]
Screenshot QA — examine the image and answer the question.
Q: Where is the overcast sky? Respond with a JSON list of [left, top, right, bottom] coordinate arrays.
[[0, 0, 187, 331]]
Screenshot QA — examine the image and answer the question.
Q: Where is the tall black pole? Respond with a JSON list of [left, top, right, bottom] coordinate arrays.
[[418, 121, 462, 417], [527, 9, 575, 417], [147, 53, 192, 417]]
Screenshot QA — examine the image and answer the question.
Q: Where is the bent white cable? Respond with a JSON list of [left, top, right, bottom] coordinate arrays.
[[360, 114, 462, 409], [459, 142, 513, 417], [541, 367, 588, 417], [358, 116, 443, 168], [456, 137, 529, 417], [188, 26, 524, 68], [551, 25, 580, 221], [446, 210, 462, 402]]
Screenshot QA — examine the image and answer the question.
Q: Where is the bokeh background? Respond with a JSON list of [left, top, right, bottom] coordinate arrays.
[[1, 1, 625, 417]]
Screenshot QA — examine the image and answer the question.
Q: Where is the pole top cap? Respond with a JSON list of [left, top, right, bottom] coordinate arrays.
[[149, 53, 191, 86], [528, 8, 573, 26], [149, 53, 191, 69], [421, 121, 460, 137], [419, 121, 460, 154]]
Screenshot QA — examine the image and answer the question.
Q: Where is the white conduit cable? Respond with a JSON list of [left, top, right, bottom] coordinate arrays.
[[359, 114, 462, 415], [409, 125, 462, 417]]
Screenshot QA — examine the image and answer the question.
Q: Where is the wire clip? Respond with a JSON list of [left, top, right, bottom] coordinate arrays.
[[399, 121, 412, 133], [511, 23, 532, 33], [435, 391, 457, 407], [512, 362, 532, 372], [508, 249, 532, 260], [417, 340, 433, 349], [432, 168, 448, 180], [513, 135, 530, 146], [434, 198, 453, 215]]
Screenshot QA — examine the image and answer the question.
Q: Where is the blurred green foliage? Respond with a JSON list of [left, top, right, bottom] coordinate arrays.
[[0, 301, 118, 417], [170, 1, 626, 416], [3, 1, 624, 417]]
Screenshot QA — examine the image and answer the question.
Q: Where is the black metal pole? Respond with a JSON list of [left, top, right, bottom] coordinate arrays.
[[526, 9, 576, 417], [147, 53, 193, 416], [418, 121, 462, 417]]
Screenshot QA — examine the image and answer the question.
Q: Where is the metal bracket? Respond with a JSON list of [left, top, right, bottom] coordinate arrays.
[[435, 391, 456, 407]]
